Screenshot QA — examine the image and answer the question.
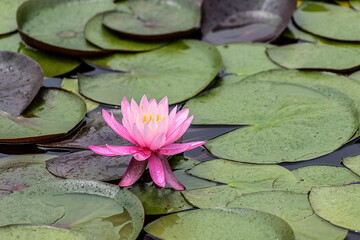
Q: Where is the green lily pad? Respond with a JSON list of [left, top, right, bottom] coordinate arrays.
[[350, 0, 360, 10], [0, 225, 87, 240], [309, 184, 360, 231], [145, 208, 296, 240], [0, 51, 43, 117], [0, 179, 145, 240], [0, 154, 58, 197], [102, 0, 200, 40], [46, 150, 131, 181], [0, 34, 82, 77], [85, 12, 167, 51], [38, 108, 129, 149], [216, 43, 281, 78], [266, 43, 360, 71], [81, 39, 222, 105], [0, 0, 24, 35], [294, 1, 360, 41], [61, 78, 98, 112], [184, 81, 358, 163], [343, 155, 360, 176], [282, 20, 319, 43], [349, 70, 360, 82], [128, 170, 216, 215], [169, 155, 200, 171], [114, 0, 132, 13], [17, 0, 116, 56], [273, 165, 360, 193], [0, 88, 86, 143]]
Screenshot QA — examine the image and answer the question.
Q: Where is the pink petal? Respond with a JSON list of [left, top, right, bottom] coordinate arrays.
[[164, 116, 193, 146], [89, 145, 117, 156], [119, 158, 147, 187], [134, 149, 152, 161], [102, 110, 137, 144], [139, 95, 149, 111], [121, 97, 131, 121], [106, 144, 139, 155], [148, 153, 166, 187], [157, 96, 168, 116], [168, 109, 189, 134], [131, 123, 146, 147], [159, 154, 185, 190], [150, 133, 166, 150], [158, 141, 205, 155]]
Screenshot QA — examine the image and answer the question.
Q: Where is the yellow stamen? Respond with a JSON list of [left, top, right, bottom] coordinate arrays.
[[148, 113, 152, 123], [143, 114, 147, 123]]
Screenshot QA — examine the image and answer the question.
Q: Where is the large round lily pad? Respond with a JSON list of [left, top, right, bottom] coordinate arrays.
[[81, 39, 222, 105], [0, 88, 86, 143], [145, 208, 296, 239], [184, 81, 359, 163], [17, 0, 116, 56], [102, 0, 200, 40], [309, 184, 360, 231], [266, 43, 360, 71], [46, 150, 131, 181], [0, 0, 24, 35], [84, 12, 167, 52], [0, 179, 145, 240], [201, 0, 297, 44], [0, 51, 43, 117], [294, 1, 360, 41], [0, 154, 58, 197], [343, 155, 360, 176]]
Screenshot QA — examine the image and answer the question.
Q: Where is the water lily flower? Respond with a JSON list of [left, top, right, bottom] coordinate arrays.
[[89, 95, 205, 190]]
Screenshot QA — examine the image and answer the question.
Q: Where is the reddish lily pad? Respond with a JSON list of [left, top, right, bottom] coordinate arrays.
[[0, 51, 43, 116], [201, 0, 297, 44], [46, 150, 131, 181]]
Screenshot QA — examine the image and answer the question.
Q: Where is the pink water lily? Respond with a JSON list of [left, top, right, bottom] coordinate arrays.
[[89, 95, 205, 190]]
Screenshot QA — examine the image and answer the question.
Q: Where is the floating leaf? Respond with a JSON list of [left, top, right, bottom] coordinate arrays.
[[0, 88, 86, 143], [0, 179, 145, 240], [309, 184, 360, 231], [184, 81, 358, 163], [145, 208, 295, 239], [38, 108, 129, 149], [46, 150, 131, 181], [17, 0, 116, 56], [0, 0, 24, 35], [343, 155, 360, 176], [282, 20, 319, 43], [350, 0, 360, 10], [81, 40, 222, 105], [201, 0, 297, 44], [169, 155, 200, 171], [102, 0, 200, 40], [294, 1, 360, 41], [0, 51, 43, 116], [84, 12, 167, 52]]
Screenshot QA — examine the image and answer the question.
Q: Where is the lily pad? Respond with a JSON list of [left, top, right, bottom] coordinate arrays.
[[282, 20, 319, 43], [201, 0, 297, 44], [0, 34, 82, 77], [0, 225, 87, 240], [0, 0, 24, 35], [169, 156, 200, 171], [0, 179, 145, 240], [217, 43, 281, 78], [85, 12, 167, 52], [145, 208, 295, 240], [102, 0, 200, 40], [266, 43, 360, 71], [309, 184, 360, 231], [81, 39, 222, 105], [343, 155, 360, 176], [184, 81, 358, 163], [0, 88, 86, 143], [350, 0, 360, 10], [273, 165, 360, 193], [0, 154, 58, 197], [46, 150, 131, 181], [17, 0, 116, 56], [0, 51, 43, 117], [294, 1, 360, 41], [38, 108, 129, 149]]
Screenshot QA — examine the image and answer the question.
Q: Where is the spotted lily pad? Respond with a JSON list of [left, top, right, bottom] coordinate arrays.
[[84, 12, 167, 52], [102, 0, 200, 40], [309, 184, 360, 231], [0, 0, 24, 35], [294, 1, 360, 41], [0, 88, 86, 143], [0, 51, 43, 117], [201, 0, 297, 44], [46, 150, 131, 181], [0, 154, 58, 197], [0, 179, 145, 240], [17, 0, 116, 56], [184, 81, 358, 163], [81, 39, 222, 105], [145, 208, 295, 239], [38, 108, 129, 149], [343, 155, 360, 176]]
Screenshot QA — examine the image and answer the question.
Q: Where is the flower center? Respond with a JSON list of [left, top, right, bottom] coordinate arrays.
[[142, 113, 163, 124]]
